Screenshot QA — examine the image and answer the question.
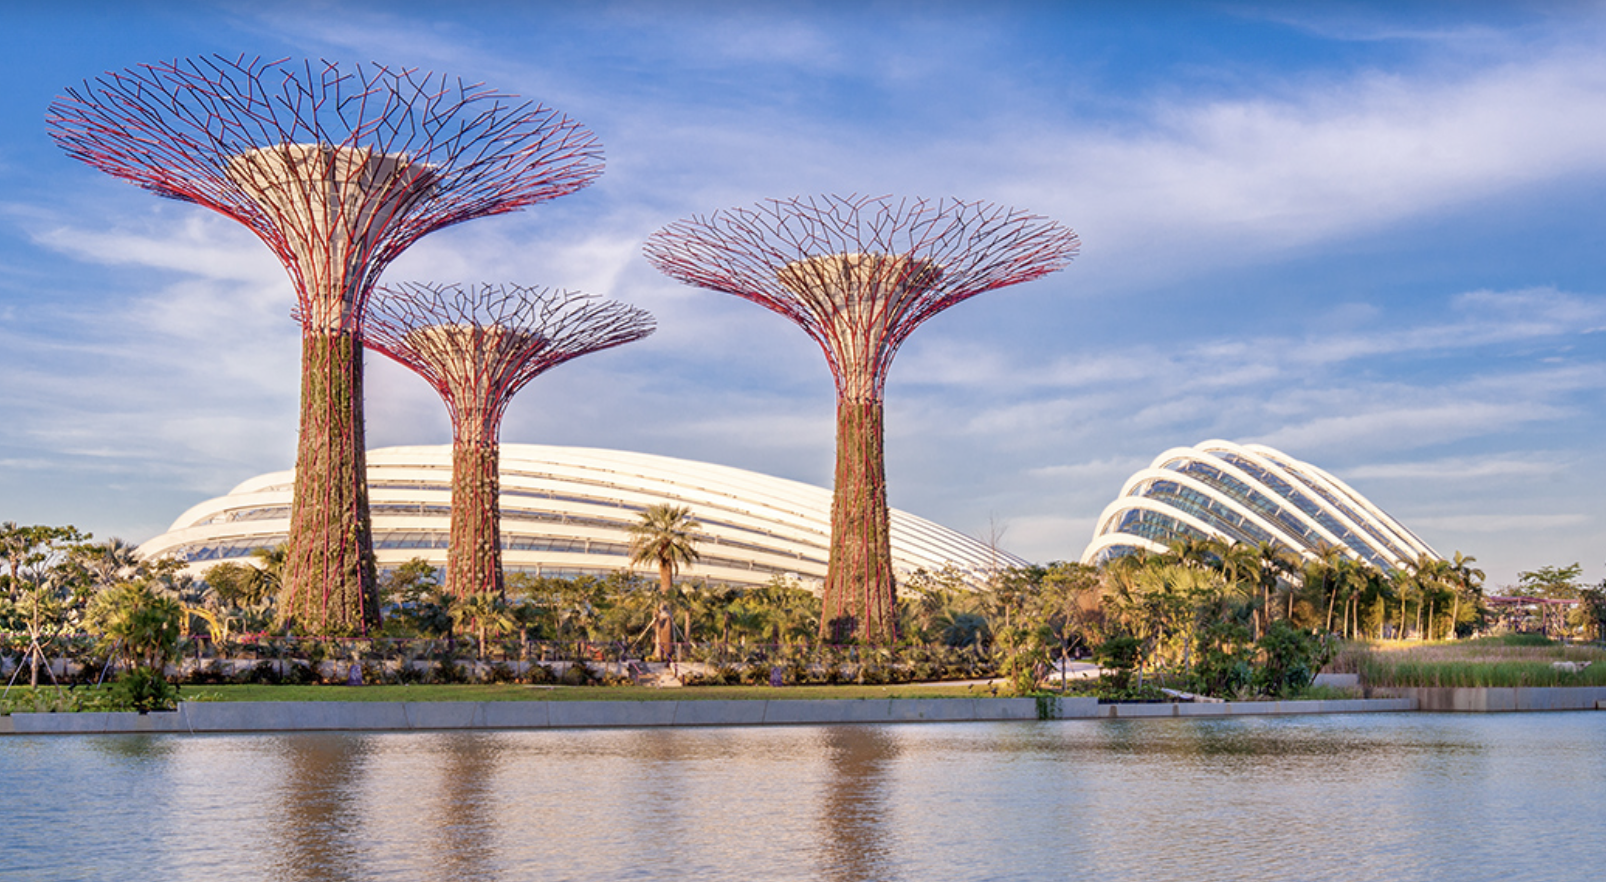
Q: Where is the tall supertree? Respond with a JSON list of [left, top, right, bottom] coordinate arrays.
[[360, 283, 655, 599], [48, 57, 602, 634], [644, 195, 1078, 643]]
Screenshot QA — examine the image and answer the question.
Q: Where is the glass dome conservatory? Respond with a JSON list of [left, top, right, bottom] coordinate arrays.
[[1081, 439, 1437, 571], [139, 444, 1023, 591]]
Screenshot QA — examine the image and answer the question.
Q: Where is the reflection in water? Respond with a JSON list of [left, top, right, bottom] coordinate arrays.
[[817, 726, 898, 881], [430, 734, 501, 879], [269, 734, 370, 882], [3, 714, 1605, 882]]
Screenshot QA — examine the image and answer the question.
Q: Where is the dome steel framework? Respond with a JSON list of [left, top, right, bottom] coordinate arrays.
[[1082, 439, 1437, 571]]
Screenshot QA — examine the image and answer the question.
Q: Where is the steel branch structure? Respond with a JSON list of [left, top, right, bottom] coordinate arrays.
[[48, 56, 602, 635], [361, 283, 654, 599], [644, 195, 1078, 643]]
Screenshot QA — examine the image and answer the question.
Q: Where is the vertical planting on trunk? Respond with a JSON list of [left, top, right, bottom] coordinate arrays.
[[823, 400, 895, 643], [449, 435, 504, 599], [281, 330, 380, 634]]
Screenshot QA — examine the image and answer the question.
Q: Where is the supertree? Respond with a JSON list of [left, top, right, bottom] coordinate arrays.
[[360, 283, 655, 600], [48, 56, 602, 634], [644, 195, 1078, 643]]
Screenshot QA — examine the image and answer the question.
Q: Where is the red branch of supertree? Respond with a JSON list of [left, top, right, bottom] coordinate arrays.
[[47, 55, 603, 332], [359, 283, 656, 443], [360, 283, 653, 599], [641, 194, 1079, 401]]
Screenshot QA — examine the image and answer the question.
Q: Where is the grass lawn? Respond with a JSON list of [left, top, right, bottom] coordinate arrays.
[[178, 681, 1008, 703]]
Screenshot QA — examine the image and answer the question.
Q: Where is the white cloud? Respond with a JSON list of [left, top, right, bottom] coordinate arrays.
[[31, 214, 280, 284], [1252, 401, 1571, 455], [1343, 455, 1567, 482], [1411, 513, 1590, 533]]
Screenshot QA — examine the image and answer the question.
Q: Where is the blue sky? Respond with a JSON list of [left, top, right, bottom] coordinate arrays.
[[1, 1, 1603, 588]]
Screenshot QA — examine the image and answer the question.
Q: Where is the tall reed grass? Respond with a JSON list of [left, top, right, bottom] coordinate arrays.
[[1327, 636, 1606, 688]]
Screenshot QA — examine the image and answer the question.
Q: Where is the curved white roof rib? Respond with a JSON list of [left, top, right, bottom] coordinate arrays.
[[1080, 439, 1437, 572], [139, 444, 1024, 591]]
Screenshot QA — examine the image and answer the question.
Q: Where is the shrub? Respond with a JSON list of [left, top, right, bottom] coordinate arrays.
[[559, 662, 593, 686], [1190, 620, 1255, 699], [1093, 635, 1143, 690], [1253, 621, 1329, 698], [108, 667, 179, 713]]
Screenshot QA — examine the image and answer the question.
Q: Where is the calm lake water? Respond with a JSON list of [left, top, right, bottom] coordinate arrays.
[[2, 713, 1604, 881]]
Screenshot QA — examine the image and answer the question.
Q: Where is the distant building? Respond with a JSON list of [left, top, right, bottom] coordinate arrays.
[[1082, 439, 1436, 571], [139, 444, 1022, 590]]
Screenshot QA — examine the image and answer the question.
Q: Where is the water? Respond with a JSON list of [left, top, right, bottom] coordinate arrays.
[[2, 713, 1604, 881]]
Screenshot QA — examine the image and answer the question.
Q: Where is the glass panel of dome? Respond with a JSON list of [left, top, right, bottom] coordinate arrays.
[[1114, 507, 1207, 546]]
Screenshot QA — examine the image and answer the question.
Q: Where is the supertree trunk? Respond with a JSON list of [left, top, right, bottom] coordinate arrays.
[[282, 329, 380, 634], [644, 196, 1078, 645], [449, 429, 504, 599], [360, 283, 654, 607], [822, 399, 896, 643]]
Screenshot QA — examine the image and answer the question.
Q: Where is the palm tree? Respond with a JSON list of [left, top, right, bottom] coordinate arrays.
[[1411, 554, 1450, 639], [1446, 552, 1484, 639], [452, 591, 517, 656], [627, 504, 702, 660], [1308, 542, 1347, 632], [1211, 540, 1260, 634], [1253, 541, 1301, 628], [1389, 567, 1415, 640]]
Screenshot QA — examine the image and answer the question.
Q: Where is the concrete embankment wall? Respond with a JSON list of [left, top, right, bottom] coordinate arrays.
[[0, 696, 1418, 735], [1376, 686, 1606, 712], [1088, 698, 1415, 718]]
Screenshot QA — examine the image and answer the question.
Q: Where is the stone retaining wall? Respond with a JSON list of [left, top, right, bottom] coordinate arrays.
[[0, 695, 1420, 735], [1376, 686, 1606, 712], [1092, 698, 1415, 718]]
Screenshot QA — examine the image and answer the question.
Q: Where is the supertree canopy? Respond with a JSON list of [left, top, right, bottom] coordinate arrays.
[[361, 283, 654, 599], [644, 195, 1078, 642], [48, 56, 602, 634]]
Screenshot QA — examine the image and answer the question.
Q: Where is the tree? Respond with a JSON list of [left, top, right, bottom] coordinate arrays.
[[1579, 580, 1606, 642], [1, 523, 85, 601], [203, 544, 286, 631], [451, 592, 517, 655], [85, 580, 184, 672], [627, 504, 703, 659], [1306, 542, 1346, 632], [1410, 555, 1451, 639], [1254, 542, 1301, 627], [1445, 552, 1485, 639], [378, 558, 451, 638], [83, 579, 185, 712], [1518, 563, 1582, 599], [69, 537, 140, 593]]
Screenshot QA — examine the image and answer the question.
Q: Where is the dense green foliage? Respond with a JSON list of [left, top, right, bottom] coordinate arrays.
[[7, 519, 1603, 705]]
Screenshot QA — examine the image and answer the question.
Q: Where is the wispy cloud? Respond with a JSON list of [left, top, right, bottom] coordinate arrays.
[[1411, 513, 1590, 533]]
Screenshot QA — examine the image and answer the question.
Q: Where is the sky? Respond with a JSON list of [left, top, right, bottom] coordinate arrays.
[[1, 0, 1603, 589]]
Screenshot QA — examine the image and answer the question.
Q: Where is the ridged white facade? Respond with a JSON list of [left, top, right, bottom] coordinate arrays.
[[1082, 440, 1437, 571], [139, 444, 1023, 590]]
